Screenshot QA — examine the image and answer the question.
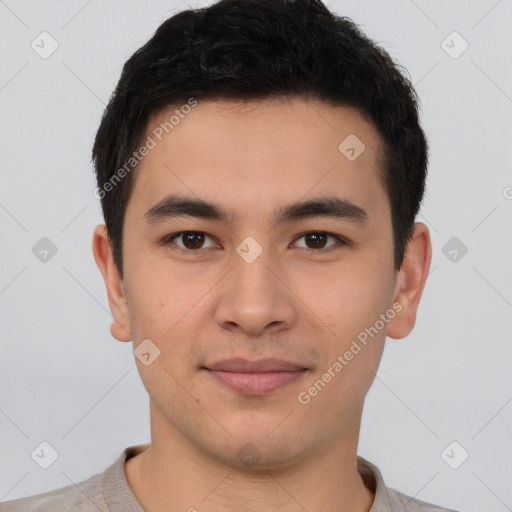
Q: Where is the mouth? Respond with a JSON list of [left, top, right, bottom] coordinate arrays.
[[201, 358, 309, 396]]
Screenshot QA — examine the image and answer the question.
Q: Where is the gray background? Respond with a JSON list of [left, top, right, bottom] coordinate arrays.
[[1, 1, 511, 510]]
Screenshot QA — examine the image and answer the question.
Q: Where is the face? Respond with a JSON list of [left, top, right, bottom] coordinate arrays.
[[94, 97, 428, 470]]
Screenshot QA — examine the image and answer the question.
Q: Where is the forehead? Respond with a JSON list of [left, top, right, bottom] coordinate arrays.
[[127, 97, 388, 223], [143, 97, 383, 160]]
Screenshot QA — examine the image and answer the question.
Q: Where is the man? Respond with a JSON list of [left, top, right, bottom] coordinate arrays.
[[0, 0, 458, 510]]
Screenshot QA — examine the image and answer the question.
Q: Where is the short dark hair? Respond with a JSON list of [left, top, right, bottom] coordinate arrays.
[[92, 0, 428, 279]]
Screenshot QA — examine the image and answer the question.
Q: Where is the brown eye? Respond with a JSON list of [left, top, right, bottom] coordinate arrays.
[[304, 232, 328, 249], [181, 232, 204, 249], [167, 231, 217, 251], [294, 231, 345, 251]]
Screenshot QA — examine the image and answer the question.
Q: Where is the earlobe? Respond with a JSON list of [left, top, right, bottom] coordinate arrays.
[[387, 223, 432, 340], [92, 224, 132, 342]]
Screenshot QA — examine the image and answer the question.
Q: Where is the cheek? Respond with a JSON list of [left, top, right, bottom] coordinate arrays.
[[123, 248, 189, 332], [314, 260, 394, 338], [124, 260, 211, 375], [306, 270, 390, 405]]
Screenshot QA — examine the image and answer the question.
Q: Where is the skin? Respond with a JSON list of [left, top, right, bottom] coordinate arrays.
[[93, 97, 431, 512]]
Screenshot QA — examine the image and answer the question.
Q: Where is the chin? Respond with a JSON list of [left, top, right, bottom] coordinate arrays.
[[199, 430, 311, 471]]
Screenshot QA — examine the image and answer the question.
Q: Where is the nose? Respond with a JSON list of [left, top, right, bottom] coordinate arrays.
[[214, 248, 298, 338]]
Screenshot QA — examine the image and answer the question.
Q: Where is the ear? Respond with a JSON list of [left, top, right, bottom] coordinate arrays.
[[387, 222, 432, 340], [92, 224, 132, 342]]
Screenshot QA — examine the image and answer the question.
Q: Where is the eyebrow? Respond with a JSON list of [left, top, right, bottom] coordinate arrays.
[[143, 194, 369, 226]]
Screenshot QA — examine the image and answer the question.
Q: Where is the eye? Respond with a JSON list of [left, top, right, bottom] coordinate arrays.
[[162, 230, 347, 254], [292, 231, 346, 252], [165, 231, 218, 251]]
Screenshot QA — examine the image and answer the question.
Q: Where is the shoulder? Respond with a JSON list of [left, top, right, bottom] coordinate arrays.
[[0, 473, 105, 512], [357, 456, 459, 512], [0, 445, 148, 512], [385, 486, 459, 511]]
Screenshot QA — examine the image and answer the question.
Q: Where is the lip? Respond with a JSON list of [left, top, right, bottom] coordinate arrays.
[[204, 357, 307, 373], [202, 358, 308, 396]]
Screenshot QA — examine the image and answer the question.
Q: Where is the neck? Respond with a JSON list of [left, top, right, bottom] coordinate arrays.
[[125, 405, 375, 512]]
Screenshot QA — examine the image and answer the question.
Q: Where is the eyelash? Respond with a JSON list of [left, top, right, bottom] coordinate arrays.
[[162, 230, 348, 255]]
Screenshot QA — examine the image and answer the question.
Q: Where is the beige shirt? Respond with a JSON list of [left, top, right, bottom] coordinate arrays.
[[0, 444, 458, 511]]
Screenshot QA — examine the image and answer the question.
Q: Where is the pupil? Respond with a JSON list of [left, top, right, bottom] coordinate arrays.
[[185, 232, 204, 249], [306, 232, 326, 249]]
